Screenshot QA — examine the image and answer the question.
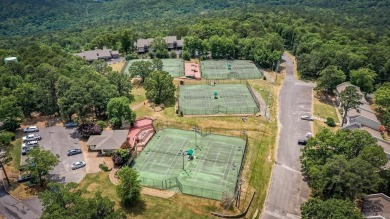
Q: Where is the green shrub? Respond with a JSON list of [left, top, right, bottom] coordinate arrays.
[[263, 76, 267, 80], [96, 120, 106, 129], [0, 131, 15, 144], [325, 117, 336, 127], [125, 53, 138, 60], [99, 163, 110, 172]]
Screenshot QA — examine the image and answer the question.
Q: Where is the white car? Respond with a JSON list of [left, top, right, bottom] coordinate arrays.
[[22, 134, 41, 142], [23, 126, 39, 133], [26, 140, 39, 147], [71, 161, 86, 170], [306, 132, 313, 138]]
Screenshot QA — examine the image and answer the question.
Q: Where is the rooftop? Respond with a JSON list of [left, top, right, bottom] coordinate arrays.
[[86, 130, 128, 150], [362, 193, 390, 219]]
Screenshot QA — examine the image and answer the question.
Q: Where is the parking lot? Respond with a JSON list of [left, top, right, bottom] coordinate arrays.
[[21, 126, 86, 183]]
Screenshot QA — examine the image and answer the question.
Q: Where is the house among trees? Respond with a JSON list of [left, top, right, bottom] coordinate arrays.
[[75, 47, 120, 62], [337, 82, 390, 160], [135, 36, 183, 53]]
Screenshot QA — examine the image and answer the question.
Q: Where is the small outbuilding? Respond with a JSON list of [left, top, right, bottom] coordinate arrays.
[[86, 130, 129, 154]]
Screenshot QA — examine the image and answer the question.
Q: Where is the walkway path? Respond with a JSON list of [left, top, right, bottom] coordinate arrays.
[[261, 52, 313, 219]]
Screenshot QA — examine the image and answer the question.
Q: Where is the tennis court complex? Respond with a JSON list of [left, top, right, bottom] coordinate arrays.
[[178, 84, 259, 115], [124, 59, 184, 77], [201, 60, 262, 79], [132, 128, 247, 200]]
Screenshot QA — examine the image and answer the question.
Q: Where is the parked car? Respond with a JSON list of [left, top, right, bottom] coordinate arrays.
[[21, 148, 27, 155], [65, 121, 78, 128], [22, 134, 41, 142], [26, 140, 39, 147], [300, 115, 314, 121], [306, 132, 313, 138], [23, 126, 39, 133], [17, 174, 33, 183], [71, 161, 86, 170], [67, 149, 82, 156], [298, 139, 308, 145]]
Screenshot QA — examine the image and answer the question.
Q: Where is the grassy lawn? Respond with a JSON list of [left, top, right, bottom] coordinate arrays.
[[78, 172, 236, 218], [313, 92, 340, 123], [131, 86, 147, 108], [313, 120, 338, 135]]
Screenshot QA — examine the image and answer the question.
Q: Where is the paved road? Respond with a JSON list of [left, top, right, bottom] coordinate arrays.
[[0, 182, 40, 219], [261, 53, 314, 219]]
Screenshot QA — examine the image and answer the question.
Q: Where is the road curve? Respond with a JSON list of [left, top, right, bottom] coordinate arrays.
[[0, 181, 40, 219], [261, 52, 313, 219]]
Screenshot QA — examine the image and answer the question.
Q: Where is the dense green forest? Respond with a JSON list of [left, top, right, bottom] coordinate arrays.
[[1, 0, 389, 36]]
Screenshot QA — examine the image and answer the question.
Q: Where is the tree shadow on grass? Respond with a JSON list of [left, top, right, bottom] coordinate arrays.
[[315, 91, 336, 106], [122, 199, 146, 216]]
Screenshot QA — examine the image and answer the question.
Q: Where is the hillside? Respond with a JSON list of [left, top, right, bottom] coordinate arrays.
[[0, 0, 389, 36]]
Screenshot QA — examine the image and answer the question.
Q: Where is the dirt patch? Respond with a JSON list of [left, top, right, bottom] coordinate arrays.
[[87, 182, 100, 192], [109, 60, 126, 73], [141, 187, 175, 199]]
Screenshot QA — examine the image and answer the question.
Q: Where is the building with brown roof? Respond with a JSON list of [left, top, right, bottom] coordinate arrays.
[[75, 47, 120, 62], [362, 193, 390, 218], [135, 36, 183, 53], [86, 130, 129, 154]]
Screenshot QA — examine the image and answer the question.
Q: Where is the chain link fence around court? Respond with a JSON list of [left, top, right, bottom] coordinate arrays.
[[178, 82, 260, 115], [133, 128, 249, 200], [201, 60, 263, 79], [139, 176, 234, 200]]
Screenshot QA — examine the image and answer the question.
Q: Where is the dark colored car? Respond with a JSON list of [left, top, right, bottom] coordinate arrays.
[[67, 149, 82, 156], [65, 121, 78, 128], [298, 139, 307, 145], [17, 174, 33, 183], [21, 148, 27, 155]]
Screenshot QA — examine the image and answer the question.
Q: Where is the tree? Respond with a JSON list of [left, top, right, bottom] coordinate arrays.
[[26, 147, 60, 186], [359, 145, 388, 168], [301, 129, 382, 172], [339, 86, 362, 126], [77, 123, 103, 138], [107, 71, 133, 99], [316, 65, 346, 93], [375, 82, 390, 109], [144, 71, 175, 104], [0, 131, 15, 185], [119, 29, 133, 54], [152, 58, 163, 71], [13, 83, 39, 117], [183, 51, 190, 61], [308, 156, 381, 200], [150, 37, 167, 52], [39, 183, 126, 219], [116, 166, 141, 207], [0, 95, 22, 131], [350, 68, 377, 94], [301, 198, 363, 219], [107, 97, 135, 128], [111, 149, 130, 165], [128, 60, 154, 83]]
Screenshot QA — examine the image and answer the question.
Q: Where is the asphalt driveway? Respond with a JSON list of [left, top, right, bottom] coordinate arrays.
[[261, 53, 313, 219], [21, 126, 85, 183]]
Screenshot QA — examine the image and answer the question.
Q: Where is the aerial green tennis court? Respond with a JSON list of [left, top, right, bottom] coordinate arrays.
[[201, 60, 262, 79], [178, 84, 259, 115], [132, 128, 247, 200], [124, 59, 184, 77]]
